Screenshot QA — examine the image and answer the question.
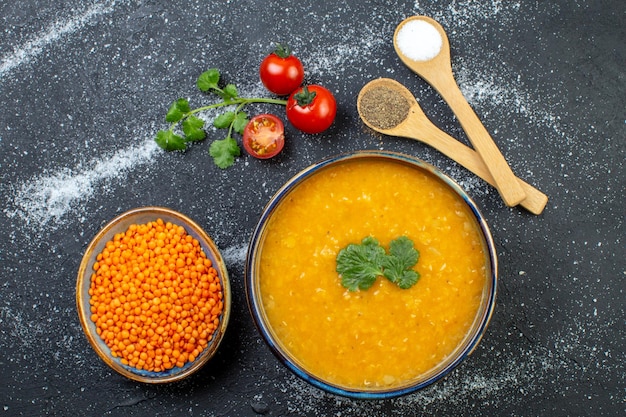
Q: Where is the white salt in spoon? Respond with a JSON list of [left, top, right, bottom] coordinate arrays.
[[394, 15, 526, 208], [357, 78, 548, 215]]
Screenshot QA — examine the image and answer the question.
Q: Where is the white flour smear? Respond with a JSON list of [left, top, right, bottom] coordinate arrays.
[[220, 243, 249, 267], [4, 139, 159, 231], [0, 1, 122, 81]]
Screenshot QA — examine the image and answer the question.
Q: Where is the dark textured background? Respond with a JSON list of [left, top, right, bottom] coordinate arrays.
[[1, 1, 624, 416]]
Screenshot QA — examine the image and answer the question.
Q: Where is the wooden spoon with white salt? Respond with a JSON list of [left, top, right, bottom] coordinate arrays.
[[357, 78, 548, 215], [394, 15, 527, 208]]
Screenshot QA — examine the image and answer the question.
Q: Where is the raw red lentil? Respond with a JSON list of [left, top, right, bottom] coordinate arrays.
[[88, 218, 224, 372]]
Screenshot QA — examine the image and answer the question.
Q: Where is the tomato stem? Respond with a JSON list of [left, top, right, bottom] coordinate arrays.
[[273, 43, 292, 59], [293, 86, 317, 106]]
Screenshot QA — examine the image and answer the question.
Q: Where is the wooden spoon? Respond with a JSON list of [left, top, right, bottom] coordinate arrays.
[[357, 78, 548, 215], [394, 15, 526, 207]]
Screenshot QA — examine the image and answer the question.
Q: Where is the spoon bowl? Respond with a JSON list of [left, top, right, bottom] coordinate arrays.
[[393, 16, 527, 207], [357, 78, 547, 215], [394, 16, 453, 83]]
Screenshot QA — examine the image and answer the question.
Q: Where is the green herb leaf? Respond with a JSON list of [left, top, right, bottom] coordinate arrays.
[[381, 256, 420, 288], [336, 237, 385, 291], [165, 98, 190, 123], [182, 116, 206, 142], [197, 68, 220, 92], [388, 236, 419, 270], [158, 67, 288, 169], [337, 236, 420, 291], [209, 136, 241, 169], [382, 236, 420, 288], [213, 111, 235, 129], [396, 269, 420, 290], [155, 130, 186, 151], [232, 112, 249, 134], [223, 84, 238, 100]]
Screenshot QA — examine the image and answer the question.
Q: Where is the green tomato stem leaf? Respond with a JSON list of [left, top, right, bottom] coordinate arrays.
[[293, 86, 317, 107], [273, 43, 292, 59]]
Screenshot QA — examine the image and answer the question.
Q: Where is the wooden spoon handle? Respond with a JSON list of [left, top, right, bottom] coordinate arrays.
[[426, 70, 527, 207], [399, 115, 548, 214]]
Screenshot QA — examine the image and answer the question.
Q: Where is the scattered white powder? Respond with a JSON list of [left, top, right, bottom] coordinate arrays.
[[277, 348, 547, 414], [1, 0, 620, 414], [395, 19, 443, 61], [275, 311, 621, 414], [456, 67, 570, 143], [0, 1, 123, 81], [0, 306, 47, 348], [4, 139, 159, 231], [220, 243, 249, 266]]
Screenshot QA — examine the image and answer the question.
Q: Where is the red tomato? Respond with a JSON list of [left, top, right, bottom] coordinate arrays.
[[286, 85, 337, 134], [242, 114, 285, 159], [259, 44, 305, 96]]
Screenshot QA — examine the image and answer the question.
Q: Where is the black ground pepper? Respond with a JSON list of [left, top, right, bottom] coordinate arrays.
[[358, 86, 411, 130]]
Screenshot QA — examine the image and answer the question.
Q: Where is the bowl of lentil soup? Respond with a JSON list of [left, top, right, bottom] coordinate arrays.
[[77, 207, 231, 383], [246, 151, 497, 399]]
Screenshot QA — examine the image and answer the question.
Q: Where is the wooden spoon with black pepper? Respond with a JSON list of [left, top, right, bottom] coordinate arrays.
[[357, 78, 548, 215]]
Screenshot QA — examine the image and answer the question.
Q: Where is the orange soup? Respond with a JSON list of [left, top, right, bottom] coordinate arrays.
[[257, 157, 490, 390]]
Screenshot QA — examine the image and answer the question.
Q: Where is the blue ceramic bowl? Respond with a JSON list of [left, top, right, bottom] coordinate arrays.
[[76, 207, 231, 383], [246, 150, 498, 399]]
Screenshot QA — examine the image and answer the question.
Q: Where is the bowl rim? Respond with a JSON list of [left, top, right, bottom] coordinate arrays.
[[245, 150, 498, 399], [76, 206, 231, 383]]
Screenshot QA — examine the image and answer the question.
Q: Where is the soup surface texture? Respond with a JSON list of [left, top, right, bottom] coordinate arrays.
[[258, 158, 488, 390]]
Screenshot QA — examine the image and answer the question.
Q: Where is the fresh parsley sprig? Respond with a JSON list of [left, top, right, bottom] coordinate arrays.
[[336, 236, 420, 291], [155, 68, 287, 168]]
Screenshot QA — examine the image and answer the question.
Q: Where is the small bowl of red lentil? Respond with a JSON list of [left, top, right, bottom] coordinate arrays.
[[76, 206, 231, 383]]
